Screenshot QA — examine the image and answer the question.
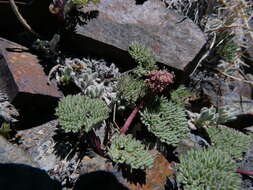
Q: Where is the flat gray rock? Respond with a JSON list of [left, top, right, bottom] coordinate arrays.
[[63, 0, 206, 71], [18, 120, 58, 171], [0, 135, 37, 167]]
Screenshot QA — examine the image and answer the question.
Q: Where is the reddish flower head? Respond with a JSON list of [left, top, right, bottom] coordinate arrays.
[[145, 70, 174, 93]]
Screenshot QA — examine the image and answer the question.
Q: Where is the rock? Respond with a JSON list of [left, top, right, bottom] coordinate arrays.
[[17, 120, 58, 171], [244, 126, 253, 133], [18, 120, 83, 186], [173, 133, 209, 157], [192, 71, 253, 114], [190, 70, 253, 129], [0, 37, 62, 100], [0, 38, 62, 126], [80, 151, 173, 190], [239, 142, 253, 190], [18, 120, 174, 189], [0, 135, 37, 167], [239, 142, 253, 176], [62, 0, 206, 71], [0, 91, 19, 123], [125, 151, 173, 190]]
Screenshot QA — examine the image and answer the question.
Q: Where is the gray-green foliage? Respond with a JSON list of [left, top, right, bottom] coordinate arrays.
[[195, 106, 217, 127], [55, 58, 119, 106], [69, 0, 100, 6], [217, 32, 238, 62], [117, 74, 147, 106], [207, 126, 251, 160], [55, 95, 110, 133], [217, 106, 238, 124], [0, 122, 12, 139], [177, 148, 241, 190], [170, 85, 192, 106], [140, 96, 189, 146], [107, 134, 154, 170], [194, 106, 238, 127], [128, 42, 157, 76]]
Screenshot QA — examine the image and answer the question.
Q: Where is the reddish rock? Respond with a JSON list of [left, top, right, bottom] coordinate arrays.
[[0, 38, 62, 126], [126, 151, 173, 190], [80, 151, 173, 190]]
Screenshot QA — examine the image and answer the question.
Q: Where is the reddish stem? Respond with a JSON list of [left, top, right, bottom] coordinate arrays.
[[236, 168, 253, 176], [120, 100, 144, 134]]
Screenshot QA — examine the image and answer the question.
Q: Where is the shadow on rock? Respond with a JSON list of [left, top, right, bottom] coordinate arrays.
[[0, 163, 61, 190], [73, 171, 129, 190], [53, 127, 91, 160], [118, 165, 146, 186]]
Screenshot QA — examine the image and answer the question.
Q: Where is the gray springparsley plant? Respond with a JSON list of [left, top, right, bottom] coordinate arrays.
[[177, 148, 241, 190], [117, 74, 147, 106], [55, 95, 110, 133], [170, 85, 192, 106], [128, 42, 157, 76], [195, 106, 239, 128], [207, 126, 251, 160], [69, 0, 100, 6], [194, 106, 218, 127], [140, 96, 189, 146], [107, 134, 154, 170]]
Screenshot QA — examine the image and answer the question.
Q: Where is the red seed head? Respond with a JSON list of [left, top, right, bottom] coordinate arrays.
[[145, 70, 174, 93]]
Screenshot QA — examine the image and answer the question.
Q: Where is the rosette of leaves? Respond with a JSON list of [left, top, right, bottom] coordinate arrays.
[[56, 66, 72, 85], [195, 106, 239, 128], [207, 126, 251, 160], [107, 134, 154, 170], [117, 74, 147, 106], [217, 105, 239, 124], [55, 95, 110, 133], [177, 148, 241, 190], [170, 85, 192, 106], [80, 58, 119, 80], [128, 42, 157, 76], [54, 57, 119, 106], [194, 106, 218, 127], [140, 96, 188, 146]]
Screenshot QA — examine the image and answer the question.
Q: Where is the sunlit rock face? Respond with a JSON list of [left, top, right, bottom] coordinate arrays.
[[62, 0, 206, 72]]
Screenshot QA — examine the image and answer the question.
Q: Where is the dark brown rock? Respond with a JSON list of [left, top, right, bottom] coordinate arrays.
[[0, 38, 62, 126], [62, 0, 206, 71]]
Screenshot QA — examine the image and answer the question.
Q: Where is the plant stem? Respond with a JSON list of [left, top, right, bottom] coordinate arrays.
[[236, 168, 253, 176], [120, 100, 144, 134], [9, 0, 41, 38], [0, 1, 26, 5]]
